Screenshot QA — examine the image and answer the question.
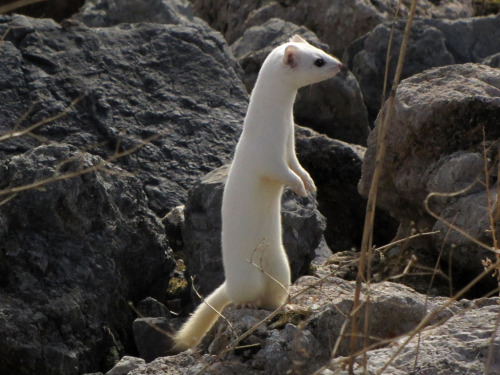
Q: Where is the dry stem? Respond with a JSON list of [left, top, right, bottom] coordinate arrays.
[[349, 0, 419, 373]]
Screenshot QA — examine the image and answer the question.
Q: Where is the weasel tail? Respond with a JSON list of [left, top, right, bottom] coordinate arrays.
[[173, 283, 230, 351]]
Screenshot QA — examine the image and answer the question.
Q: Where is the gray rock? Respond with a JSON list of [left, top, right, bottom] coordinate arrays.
[[190, 0, 474, 55], [182, 162, 326, 297], [295, 126, 398, 251], [231, 18, 370, 145], [359, 63, 500, 293], [483, 52, 500, 68], [132, 317, 174, 362], [127, 273, 482, 375], [162, 205, 185, 252], [0, 14, 247, 216], [333, 301, 500, 374], [345, 14, 500, 120], [106, 356, 145, 375], [73, 0, 200, 27], [0, 144, 174, 374]]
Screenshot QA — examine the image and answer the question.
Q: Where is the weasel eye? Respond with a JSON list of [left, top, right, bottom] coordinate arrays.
[[314, 58, 325, 67]]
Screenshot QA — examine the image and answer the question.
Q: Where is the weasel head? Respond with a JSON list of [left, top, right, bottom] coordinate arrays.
[[274, 34, 342, 89]]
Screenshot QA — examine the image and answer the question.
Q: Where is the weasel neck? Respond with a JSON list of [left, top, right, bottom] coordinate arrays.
[[245, 71, 297, 127]]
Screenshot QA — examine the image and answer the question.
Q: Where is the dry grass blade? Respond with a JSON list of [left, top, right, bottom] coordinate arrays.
[[349, 0, 419, 373], [0, 0, 46, 14], [191, 277, 235, 334], [0, 96, 84, 143], [376, 230, 440, 252], [0, 131, 163, 202], [424, 185, 499, 255]]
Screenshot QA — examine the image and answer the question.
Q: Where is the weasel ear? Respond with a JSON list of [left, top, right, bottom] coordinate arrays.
[[289, 35, 307, 44], [283, 45, 300, 68]]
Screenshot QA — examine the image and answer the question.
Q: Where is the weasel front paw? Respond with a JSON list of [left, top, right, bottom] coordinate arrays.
[[290, 178, 308, 197], [301, 173, 316, 193]]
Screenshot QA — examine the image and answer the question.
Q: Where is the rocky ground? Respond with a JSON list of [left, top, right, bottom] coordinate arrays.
[[0, 0, 499, 374]]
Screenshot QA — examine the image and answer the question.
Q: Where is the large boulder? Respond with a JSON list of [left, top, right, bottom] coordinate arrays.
[[0, 14, 247, 216], [231, 18, 370, 145], [345, 14, 500, 120], [0, 144, 174, 374], [190, 0, 474, 55], [359, 63, 500, 293]]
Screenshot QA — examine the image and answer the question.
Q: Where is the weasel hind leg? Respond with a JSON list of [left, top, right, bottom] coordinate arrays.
[[260, 250, 291, 310], [225, 262, 267, 307]]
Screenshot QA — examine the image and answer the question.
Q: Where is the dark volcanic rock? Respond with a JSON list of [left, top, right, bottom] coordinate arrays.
[[0, 13, 248, 374], [295, 127, 398, 251], [0, 14, 247, 216], [0, 144, 174, 374], [133, 317, 174, 362], [341, 302, 500, 374]]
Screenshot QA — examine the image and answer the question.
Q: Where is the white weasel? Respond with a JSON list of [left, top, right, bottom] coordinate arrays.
[[173, 35, 342, 351]]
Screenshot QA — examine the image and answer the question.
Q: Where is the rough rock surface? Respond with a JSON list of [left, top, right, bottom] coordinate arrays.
[[345, 14, 500, 120], [359, 63, 500, 292], [106, 356, 145, 375], [0, 14, 247, 216], [296, 127, 398, 251], [191, 0, 474, 55], [73, 0, 201, 27], [120, 273, 493, 375], [231, 18, 370, 145], [0, 144, 174, 374], [181, 162, 326, 298], [335, 302, 500, 374]]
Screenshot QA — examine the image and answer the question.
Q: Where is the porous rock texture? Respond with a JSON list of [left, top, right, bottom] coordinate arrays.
[[0, 13, 247, 215], [0, 11, 247, 375], [345, 14, 500, 120], [295, 127, 398, 252], [190, 0, 474, 55], [0, 144, 174, 374], [336, 302, 500, 374], [231, 18, 371, 145], [73, 0, 201, 27], [2, 1, 499, 374], [359, 63, 500, 293]]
